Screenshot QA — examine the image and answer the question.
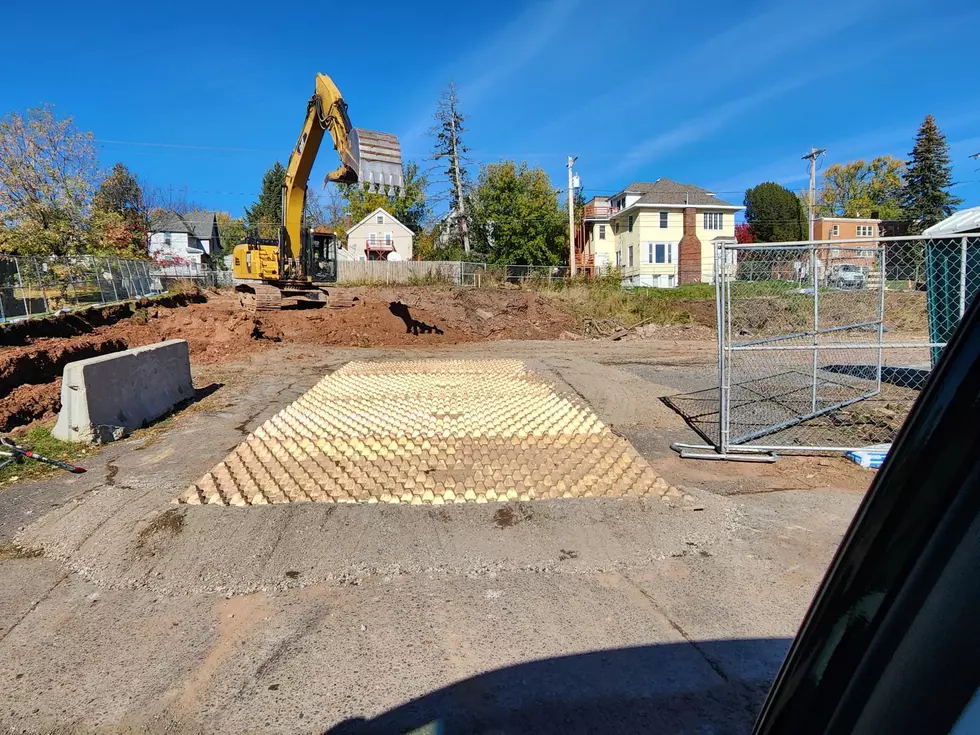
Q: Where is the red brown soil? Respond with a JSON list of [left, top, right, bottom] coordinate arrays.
[[0, 286, 578, 432]]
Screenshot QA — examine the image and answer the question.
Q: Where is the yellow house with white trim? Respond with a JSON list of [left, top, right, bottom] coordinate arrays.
[[582, 179, 743, 287]]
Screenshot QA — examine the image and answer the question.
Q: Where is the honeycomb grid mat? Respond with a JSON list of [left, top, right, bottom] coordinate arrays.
[[177, 359, 670, 506]]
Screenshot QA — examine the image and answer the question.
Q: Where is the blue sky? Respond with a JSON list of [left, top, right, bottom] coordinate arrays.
[[3, 0, 979, 218]]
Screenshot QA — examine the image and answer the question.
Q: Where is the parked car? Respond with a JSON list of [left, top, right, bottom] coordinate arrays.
[[828, 263, 868, 289]]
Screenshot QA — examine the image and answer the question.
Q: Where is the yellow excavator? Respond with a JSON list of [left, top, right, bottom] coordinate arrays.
[[232, 73, 404, 310]]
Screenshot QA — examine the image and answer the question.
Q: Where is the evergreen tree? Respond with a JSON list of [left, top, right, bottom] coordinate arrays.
[[902, 115, 962, 233], [744, 182, 806, 242], [245, 162, 286, 238]]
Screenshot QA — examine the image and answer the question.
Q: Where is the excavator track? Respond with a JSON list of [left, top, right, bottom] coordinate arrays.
[[239, 285, 283, 312]]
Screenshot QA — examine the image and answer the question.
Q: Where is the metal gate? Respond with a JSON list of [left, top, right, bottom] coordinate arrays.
[[671, 234, 978, 461]]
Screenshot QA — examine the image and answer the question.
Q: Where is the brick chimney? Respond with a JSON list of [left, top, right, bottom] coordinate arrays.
[[677, 207, 702, 284]]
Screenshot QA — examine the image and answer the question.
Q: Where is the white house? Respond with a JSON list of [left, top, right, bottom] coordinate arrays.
[[344, 207, 413, 261], [148, 210, 221, 265]]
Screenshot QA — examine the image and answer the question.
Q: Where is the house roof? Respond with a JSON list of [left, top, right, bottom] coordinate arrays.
[[183, 210, 216, 239], [922, 206, 980, 237], [149, 209, 218, 238], [615, 178, 739, 208], [149, 210, 193, 234], [346, 207, 410, 234]]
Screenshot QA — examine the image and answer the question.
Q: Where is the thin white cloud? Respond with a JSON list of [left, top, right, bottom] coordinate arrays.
[[612, 79, 809, 176], [398, 0, 584, 153], [533, 0, 882, 143]]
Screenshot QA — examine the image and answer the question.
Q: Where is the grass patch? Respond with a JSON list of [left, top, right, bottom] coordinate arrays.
[[540, 280, 716, 334], [0, 426, 87, 486]]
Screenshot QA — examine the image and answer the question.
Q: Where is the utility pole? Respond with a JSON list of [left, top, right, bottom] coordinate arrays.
[[568, 156, 577, 276], [802, 147, 826, 241]]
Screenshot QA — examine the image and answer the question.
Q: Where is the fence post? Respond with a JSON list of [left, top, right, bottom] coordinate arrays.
[[876, 244, 887, 392], [960, 235, 968, 320], [14, 257, 30, 316], [715, 242, 728, 453], [107, 259, 120, 301], [125, 259, 137, 299], [32, 259, 50, 314], [810, 244, 820, 414], [67, 260, 79, 306]]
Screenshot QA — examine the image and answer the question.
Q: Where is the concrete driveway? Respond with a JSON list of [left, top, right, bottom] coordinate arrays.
[[0, 341, 866, 733]]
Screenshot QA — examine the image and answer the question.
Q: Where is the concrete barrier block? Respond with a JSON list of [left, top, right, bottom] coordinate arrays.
[[53, 339, 193, 444]]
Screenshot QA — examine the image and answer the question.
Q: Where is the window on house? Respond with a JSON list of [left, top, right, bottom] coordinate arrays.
[[163, 233, 172, 247], [616, 250, 621, 267], [660, 212, 668, 228], [858, 249, 876, 258], [655, 243, 672, 264], [385, 233, 392, 244], [831, 224, 840, 236], [627, 215, 634, 233], [628, 244, 634, 267], [599, 224, 606, 240], [703, 212, 723, 230], [856, 225, 874, 237], [369, 233, 377, 244], [376, 214, 384, 224], [832, 248, 841, 258]]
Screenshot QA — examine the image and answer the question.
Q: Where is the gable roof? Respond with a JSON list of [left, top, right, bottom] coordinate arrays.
[[346, 207, 410, 234], [149, 209, 193, 234], [615, 178, 739, 208], [183, 210, 217, 239], [149, 209, 218, 238]]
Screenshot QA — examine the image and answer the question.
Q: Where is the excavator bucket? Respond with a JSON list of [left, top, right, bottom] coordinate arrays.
[[351, 128, 404, 195]]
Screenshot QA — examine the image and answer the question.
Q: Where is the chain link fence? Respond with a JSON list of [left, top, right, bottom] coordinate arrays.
[[0, 255, 232, 323], [668, 233, 980, 460]]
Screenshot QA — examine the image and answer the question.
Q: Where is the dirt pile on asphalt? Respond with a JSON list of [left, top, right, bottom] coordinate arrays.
[[0, 286, 578, 432]]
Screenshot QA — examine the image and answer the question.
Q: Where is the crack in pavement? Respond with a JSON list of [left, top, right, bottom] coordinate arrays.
[[0, 568, 70, 646], [618, 571, 731, 685]]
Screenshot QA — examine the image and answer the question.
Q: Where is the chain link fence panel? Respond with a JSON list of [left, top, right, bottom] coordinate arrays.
[[670, 233, 980, 459]]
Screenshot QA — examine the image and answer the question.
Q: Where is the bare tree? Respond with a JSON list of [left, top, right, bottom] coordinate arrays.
[[141, 181, 206, 215], [430, 82, 471, 253]]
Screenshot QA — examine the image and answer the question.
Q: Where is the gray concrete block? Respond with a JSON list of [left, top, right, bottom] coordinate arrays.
[[52, 340, 193, 444]]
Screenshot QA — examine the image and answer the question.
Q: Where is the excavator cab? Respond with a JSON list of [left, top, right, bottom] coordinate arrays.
[[306, 229, 338, 283]]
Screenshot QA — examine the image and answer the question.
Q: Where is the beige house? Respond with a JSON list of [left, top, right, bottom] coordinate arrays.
[[344, 207, 414, 261], [813, 217, 881, 265], [582, 180, 743, 287]]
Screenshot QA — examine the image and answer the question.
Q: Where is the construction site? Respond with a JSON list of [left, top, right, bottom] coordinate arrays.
[[1, 32, 976, 728], [0, 277, 883, 733]]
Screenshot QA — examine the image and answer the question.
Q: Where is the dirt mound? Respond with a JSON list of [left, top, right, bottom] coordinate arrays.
[[0, 286, 580, 432]]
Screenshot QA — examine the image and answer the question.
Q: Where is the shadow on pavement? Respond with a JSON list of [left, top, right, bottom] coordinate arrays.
[[325, 638, 791, 735]]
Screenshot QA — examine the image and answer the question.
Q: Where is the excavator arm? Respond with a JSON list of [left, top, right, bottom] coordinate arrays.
[[281, 74, 404, 263]]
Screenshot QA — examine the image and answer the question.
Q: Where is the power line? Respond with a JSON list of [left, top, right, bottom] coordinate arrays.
[[96, 139, 280, 154]]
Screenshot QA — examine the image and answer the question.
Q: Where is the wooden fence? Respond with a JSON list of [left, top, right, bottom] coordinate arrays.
[[336, 260, 465, 284]]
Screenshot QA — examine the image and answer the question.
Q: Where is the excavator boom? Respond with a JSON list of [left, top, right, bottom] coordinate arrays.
[[282, 74, 404, 263], [232, 73, 404, 309]]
